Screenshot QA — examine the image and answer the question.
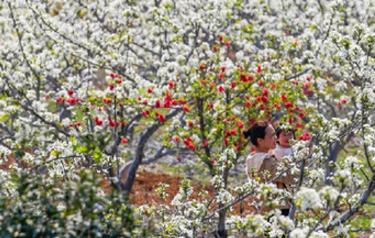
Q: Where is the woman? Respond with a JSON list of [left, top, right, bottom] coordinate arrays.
[[244, 121, 294, 216]]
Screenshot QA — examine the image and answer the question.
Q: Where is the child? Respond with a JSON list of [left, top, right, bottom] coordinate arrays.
[[273, 127, 294, 161]]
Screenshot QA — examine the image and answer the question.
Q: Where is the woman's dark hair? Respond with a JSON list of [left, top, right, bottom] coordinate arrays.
[[243, 121, 268, 146], [276, 127, 283, 138]]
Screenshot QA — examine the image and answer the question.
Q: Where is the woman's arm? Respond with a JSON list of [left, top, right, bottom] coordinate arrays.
[[259, 156, 294, 186]]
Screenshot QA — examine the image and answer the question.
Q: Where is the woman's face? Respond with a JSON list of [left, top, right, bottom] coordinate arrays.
[[257, 125, 277, 151]]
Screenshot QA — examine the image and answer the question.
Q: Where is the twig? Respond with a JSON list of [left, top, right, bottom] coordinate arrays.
[[285, 68, 311, 81]]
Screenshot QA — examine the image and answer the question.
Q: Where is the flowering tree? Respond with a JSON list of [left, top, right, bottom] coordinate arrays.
[[0, 0, 374, 237]]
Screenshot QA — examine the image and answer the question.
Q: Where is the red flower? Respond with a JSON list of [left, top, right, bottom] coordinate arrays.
[[121, 137, 128, 144], [299, 131, 311, 141], [67, 89, 74, 96], [163, 98, 171, 108], [240, 74, 254, 82], [240, 74, 247, 82], [147, 88, 153, 94], [165, 90, 172, 100], [217, 85, 225, 93], [155, 99, 161, 108], [281, 94, 288, 102], [262, 88, 269, 96], [212, 44, 220, 52], [228, 128, 237, 136], [236, 120, 244, 128], [217, 73, 225, 79], [66, 97, 79, 105], [183, 137, 195, 150], [245, 100, 252, 108], [284, 101, 293, 109], [256, 64, 262, 73], [141, 110, 150, 117], [94, 116, 103, 126], [340, 98, 348, 104], [172, 135, 180, 143], [103, 98, 111, 104], [109, 73, 119, 78], [116, 79, 122, 85], [75, 121, 81, 127], [256, 96, 262, 103], [109, 119, 117, 128], [199, 63, 206, 71], [225, 41, 231, 48], [257, 80, 264, 87], [235, 143, 241, 152], [187, 143, 195, 151], [302, 82, 311, 89], [108, 83, 115, 91], [230, 81, 236, 89], [183, 104, 190, 112], [186, 120, 194, 128], [156, 112, 166, 123], [220, 65, 226, 72], [218, 35, 224, 42], [224, 136, 229, 146], [56, 96, 65, 105], [177, 100, 186, 105], [261, 95, 268, 103], [168, 80, 175, 89]]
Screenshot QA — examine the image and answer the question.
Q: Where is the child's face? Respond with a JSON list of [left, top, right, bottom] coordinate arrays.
[[279, 130, 293, 147]]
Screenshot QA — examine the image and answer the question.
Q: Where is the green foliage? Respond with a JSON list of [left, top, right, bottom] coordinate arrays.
[[0, 169, 135, 237]]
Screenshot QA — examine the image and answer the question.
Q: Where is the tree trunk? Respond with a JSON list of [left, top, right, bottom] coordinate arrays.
[[216, 167, 229, 238], [324, 141, 340, 185], [121, 109, 180, 193]]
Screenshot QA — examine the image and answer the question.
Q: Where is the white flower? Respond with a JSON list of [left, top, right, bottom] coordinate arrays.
[[310, 231, 329, 238], [216, 188, 233, 204], [295, 187, 323, 211], [319, 186, 339, 204], [290, 228, 308, 238], [278, 215, 295, 230], [61, 118, 71, 127]]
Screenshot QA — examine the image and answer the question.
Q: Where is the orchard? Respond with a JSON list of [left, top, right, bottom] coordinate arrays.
[[0, 0, 374, 237]]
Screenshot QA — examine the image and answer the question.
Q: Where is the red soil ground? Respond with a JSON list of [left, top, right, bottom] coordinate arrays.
[[128, 170, 256, 215]]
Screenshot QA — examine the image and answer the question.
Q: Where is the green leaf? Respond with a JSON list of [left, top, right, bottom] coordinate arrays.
[[76, 144, 88, 153], [0, 113, 9, 123], [92, 147, 102, 163]]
